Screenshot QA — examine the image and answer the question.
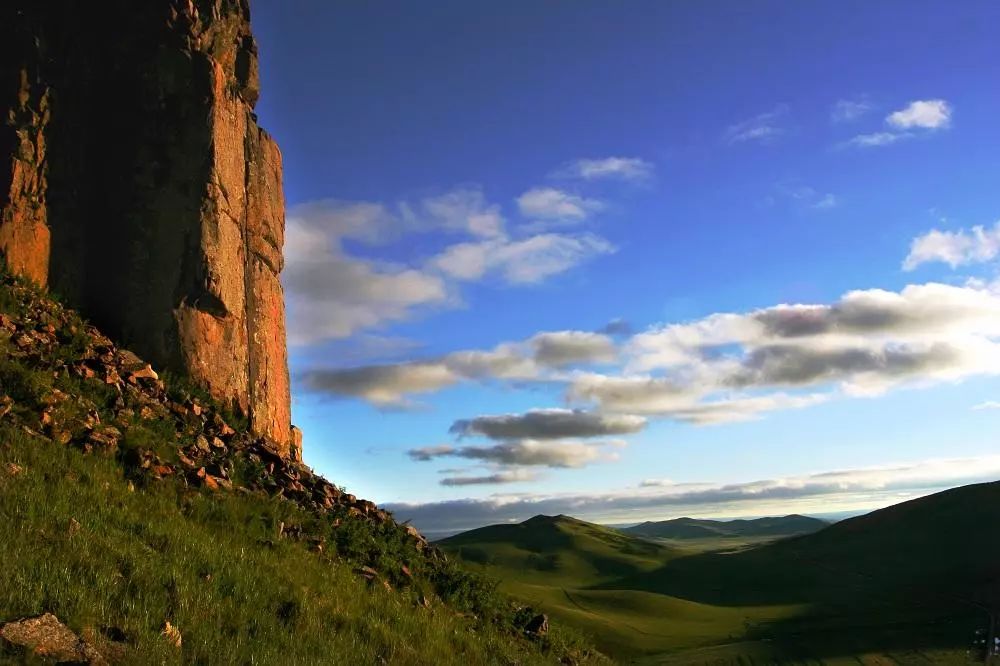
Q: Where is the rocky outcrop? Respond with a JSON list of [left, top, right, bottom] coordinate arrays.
[[0, 1, 292, 454], [0, 271, 434, 556]]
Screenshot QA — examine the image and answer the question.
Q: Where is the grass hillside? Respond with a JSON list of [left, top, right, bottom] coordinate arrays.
[[439, 514, 677, 588], [444, 492, 998, 662], [439, 515, 805, 660], [623, 514, 828, 541], [0, 272, 605, 665]]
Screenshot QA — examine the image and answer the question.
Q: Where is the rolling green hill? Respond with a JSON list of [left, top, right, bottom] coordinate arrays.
[[623, 514, 828, 540], [439, 514, 677, 587], [443, 487, 999, 662]]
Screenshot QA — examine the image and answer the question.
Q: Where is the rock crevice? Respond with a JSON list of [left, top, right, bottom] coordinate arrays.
[[0, 0, 293, 455]]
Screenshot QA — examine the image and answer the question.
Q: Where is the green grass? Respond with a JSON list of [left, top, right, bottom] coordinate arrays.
[[441, 500, 998, 663], [0, 425, 603, 664]]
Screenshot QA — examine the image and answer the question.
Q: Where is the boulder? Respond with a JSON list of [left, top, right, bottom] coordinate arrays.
[[0, 613, 106, 664]]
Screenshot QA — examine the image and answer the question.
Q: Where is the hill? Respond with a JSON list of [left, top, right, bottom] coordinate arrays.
[[623, 514, 828, 540], [439, 514, 678, 587], [0, 272, 604, 664], [444, 487, 999, 661]]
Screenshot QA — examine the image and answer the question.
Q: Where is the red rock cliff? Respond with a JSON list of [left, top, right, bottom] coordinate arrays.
[[0, 0, 295, 457]]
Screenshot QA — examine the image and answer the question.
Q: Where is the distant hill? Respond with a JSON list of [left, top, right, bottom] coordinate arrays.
[[623, 514, 828, 540], [606, 481, 1000, 657], [439, 514, 677, 586], [612, 481, 1000, 607]]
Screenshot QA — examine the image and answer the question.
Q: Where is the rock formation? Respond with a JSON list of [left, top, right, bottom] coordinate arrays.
[[0, 0, 294, 455]]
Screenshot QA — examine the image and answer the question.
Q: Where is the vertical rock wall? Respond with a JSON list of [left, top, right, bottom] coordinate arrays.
[[0, 0, 294, 456]]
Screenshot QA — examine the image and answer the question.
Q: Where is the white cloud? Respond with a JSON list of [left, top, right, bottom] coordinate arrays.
[[590, 282, 1000, 418], [843, 99, 952, 150], [431, 233, 614, 285], [972, 401, 1000, 411], [887, 99, 952, 130], [387, 455, 1000, 535], [284, 222, 450, 345], [552, 157, 655, 182], [724, 105, 788, 145], [903, 221, 1000, 271], [286, 186, 613, 345], [831, 98, 873, 123], [450, 409, 647, 440], [516, 187, 605, 222], [403, 188, 507, 239]]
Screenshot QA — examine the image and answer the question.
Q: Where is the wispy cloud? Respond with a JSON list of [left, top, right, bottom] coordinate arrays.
[[387, 455, 1000, 535], [724, 105, 789, 145], [844, 131, 909, 148], [431, 233, 614, 284], [450, 409, 646, 440], [831, 97, 873, 123], [777, 184, 839, 211], [410, 437, 626, 469], [551, 157, 655, 182], [299, 330, 617, 407], [285, 187, 614, 345], [972, 401, 1000, 411], [903, 220, 1000, 271], [516, 187, 605, 222], [440, 469, 539, 486]]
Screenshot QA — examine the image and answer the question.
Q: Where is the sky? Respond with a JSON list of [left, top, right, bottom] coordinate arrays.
[[251, 0, 1000, 536]]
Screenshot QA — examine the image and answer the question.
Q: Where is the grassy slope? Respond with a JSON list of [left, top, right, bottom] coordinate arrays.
[[0, 274, 606, 665], [609, 482, 1000, 657], [444, 493, 998, 663], [1, 426, 547, 664]]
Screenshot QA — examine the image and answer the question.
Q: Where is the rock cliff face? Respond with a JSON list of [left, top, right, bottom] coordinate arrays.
[[0, 0, 294, 456]]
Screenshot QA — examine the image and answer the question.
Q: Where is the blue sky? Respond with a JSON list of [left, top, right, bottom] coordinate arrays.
[[252, 1, 1000, 535]]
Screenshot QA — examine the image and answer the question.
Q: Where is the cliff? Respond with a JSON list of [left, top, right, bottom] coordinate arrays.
[[0, 0, 294, 456]]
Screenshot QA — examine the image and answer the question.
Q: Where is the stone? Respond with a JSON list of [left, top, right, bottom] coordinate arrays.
[[355, 565, 378, 580], [290, 425, 303, 462], [0, 0, 293, 456], [195, 435, 211, 453], [0, 613, 106, 664], [128, 364, 158, 382]]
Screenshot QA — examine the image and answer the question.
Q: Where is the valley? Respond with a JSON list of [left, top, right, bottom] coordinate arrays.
[[440, 488, 1000, 663]]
